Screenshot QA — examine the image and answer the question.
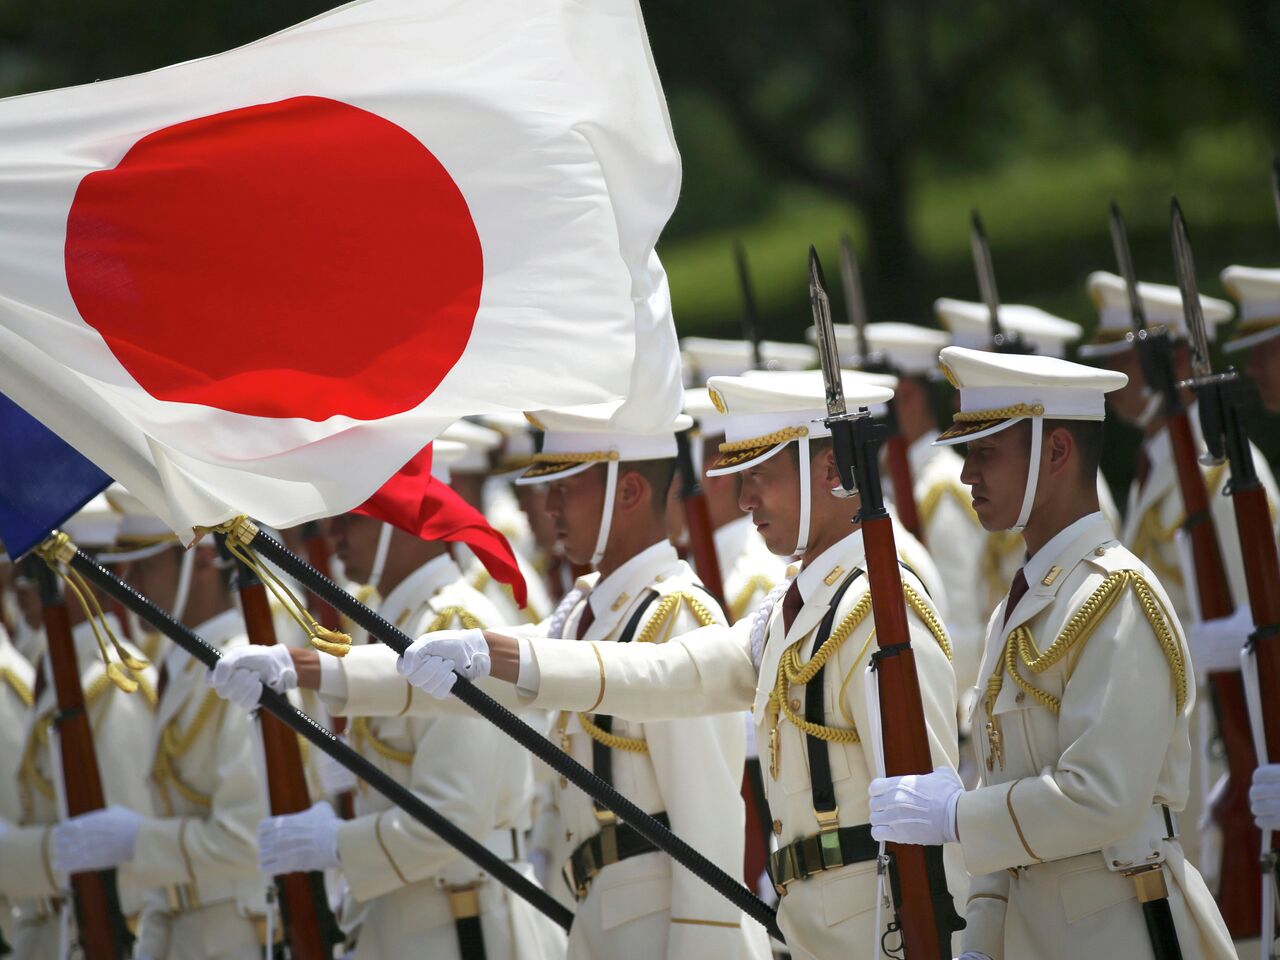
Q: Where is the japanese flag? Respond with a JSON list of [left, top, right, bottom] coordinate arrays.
[[0, 0, 682, 540]]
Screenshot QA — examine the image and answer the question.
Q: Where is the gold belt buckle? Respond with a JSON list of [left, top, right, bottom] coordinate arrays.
[[446, 883, 482, 920], [1121, 863, 1169, 904], [814, 806, 843, 871], [594, 809, 620, 867]]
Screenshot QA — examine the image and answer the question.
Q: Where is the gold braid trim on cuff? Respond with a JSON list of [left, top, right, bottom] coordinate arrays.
[[718, 426, 808, 454], [983, 570, 1188, 764], [577, 592, 721, 753], [953, 402, 1044, 423]]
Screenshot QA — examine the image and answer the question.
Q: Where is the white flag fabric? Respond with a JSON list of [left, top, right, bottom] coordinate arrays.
[[0, 0, 682, 540]]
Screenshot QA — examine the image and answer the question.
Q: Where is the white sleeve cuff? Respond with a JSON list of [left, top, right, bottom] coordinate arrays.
[[515, 637, 540, 697], [318, 653, 349, 700]]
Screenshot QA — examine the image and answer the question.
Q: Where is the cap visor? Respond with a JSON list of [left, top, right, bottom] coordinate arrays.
[[706, 442, 789, 477], [515, 459, 598, 486], [934, 417, 1023, 446]]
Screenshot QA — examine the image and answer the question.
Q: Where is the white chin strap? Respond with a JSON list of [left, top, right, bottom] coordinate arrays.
[[368, 523, 394, 593], [171, 547, 196, 624], [794, 436, 811, 557], [1012, 418, 1043, 533], [591, 460, 619, 567]]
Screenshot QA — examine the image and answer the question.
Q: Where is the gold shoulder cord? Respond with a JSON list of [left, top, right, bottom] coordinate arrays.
[[193, 516, 352, 658], [1, 668, 34, 708], [918, 480, 980, 528], [35, 532, 150, 694], [1129, 463, 1230, 590], [764, 580, 954, 779], [982, 570, 1187, 771], [574, 592, 720, 754], [151, 690, 225, 812], [730, 575, 776, 623]]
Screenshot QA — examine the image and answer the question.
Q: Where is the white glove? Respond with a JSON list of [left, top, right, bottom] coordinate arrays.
[[1251, 764, 1280, 831], [1186, 606, 1253, 674], [258, 801, 341, 876], [956, 954, 993, 960], [51, 806, 144, 873], [209, 645, 298, 709], [316, 739, 359, 797], [396, 628, 489, 698], [869, 765, 964, 846]]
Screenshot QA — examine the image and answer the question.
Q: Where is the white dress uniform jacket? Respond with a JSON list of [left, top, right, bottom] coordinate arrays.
[[516, 532, 963, 960], [958, 512, 1234, 960], [1, 616, 156, 960], [0, 628, 35, 946], [130, 609, 270, 960], [326, 553, 565, 960]]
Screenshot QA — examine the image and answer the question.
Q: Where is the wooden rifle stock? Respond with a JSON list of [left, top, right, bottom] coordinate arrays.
[[33, 561, 131, 960], [885, 433, 923, 543], [1166, 411, 1262, 935], [230, 548, 343, 958], [675, 429, 726, 609]]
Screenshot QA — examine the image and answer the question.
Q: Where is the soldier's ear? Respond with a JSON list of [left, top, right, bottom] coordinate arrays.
[[1044, 426, 1075, 478], [614, 467, 648, 514]]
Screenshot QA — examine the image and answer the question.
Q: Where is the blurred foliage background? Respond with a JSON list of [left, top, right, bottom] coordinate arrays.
[[2, 0, 1278, 489]]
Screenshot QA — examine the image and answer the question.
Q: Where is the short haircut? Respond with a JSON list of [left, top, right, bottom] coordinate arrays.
[[785, 435, 833, 465], [1045, 418, 1104, 480], [621, 457, 677, 511]]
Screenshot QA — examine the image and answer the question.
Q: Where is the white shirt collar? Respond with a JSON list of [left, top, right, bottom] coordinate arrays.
[[588, 540, 678, 618], [794, 528, 865, 603], [379, 552, 462, 625], [1021, 511, 1106, 588]]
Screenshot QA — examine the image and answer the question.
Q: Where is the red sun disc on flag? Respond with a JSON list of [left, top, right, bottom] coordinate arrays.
[[65, 95, 482, 422]]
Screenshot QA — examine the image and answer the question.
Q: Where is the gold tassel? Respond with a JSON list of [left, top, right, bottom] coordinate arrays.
[[196, 516, 353, 657], [35, 532, 147, 694]]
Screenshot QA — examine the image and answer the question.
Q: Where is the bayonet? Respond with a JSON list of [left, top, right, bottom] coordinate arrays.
[[1111, 200, 1178, 418], [810, 246, 859, 497], [970, 211, 1028, 354], [734, 241, 764, 370], [838, 233, 871, 363], [1108, 201, 1147, 332], [1170, 198, 1214, 383]]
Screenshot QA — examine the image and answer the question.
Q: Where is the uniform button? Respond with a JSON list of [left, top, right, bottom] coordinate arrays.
[[772, 820, 783, 835], [1015, 691, 1026, 704], [789, 698, 801, 711], [1094, 547, 1105, 556]]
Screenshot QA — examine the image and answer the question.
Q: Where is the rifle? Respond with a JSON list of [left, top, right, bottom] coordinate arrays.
[[1167, 198, 1263, 937], [810, 247, 963, 958], [220, 535, 344, 958], [733, 241, 765, 370], [674, 428, 726, 610], [38, 534, 576, 933], [838, 233, 924, 541], [969, 212, 1031, 356], [29, 558, 132, 960]]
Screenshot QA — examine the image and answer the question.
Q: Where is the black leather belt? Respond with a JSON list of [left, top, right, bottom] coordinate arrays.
[[767, 822, 878, 895], [563, 811, 670, 901]]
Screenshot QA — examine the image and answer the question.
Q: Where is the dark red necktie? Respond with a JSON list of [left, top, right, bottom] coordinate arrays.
[[781, 580, 804, 633], [574, 601, 596, 641], [1003, 568, 1030, 627]]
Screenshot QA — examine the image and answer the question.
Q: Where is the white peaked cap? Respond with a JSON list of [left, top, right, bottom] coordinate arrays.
[[704, 369, 895, 477], [680, 336, 817, 384], [440, 419, 503, 474], [62, 492, 121, 550], [684, 387, 727, 437], [934, 346, 1127, 446], [1220, 265, 1280, 353], [430, 438, 467, 484], [472, 410, 538, 471], [100, 483, 182, 562], [1081, 271, 1234, 357], [518, 399, 692, 486], [934, 299, 1081, 358], [805, 321, 950, 377]]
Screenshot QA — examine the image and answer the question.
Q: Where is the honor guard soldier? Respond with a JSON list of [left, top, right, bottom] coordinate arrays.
[[0, 604, 35, 951], [869, 346, 1235, 960], [442, 418, 554, 624], [53, 487, 273, 960], [397, 374, 963, 959], [0, 497, 158, 960], [937, 297, 1124, 599], [212, 439, 565, 960]]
